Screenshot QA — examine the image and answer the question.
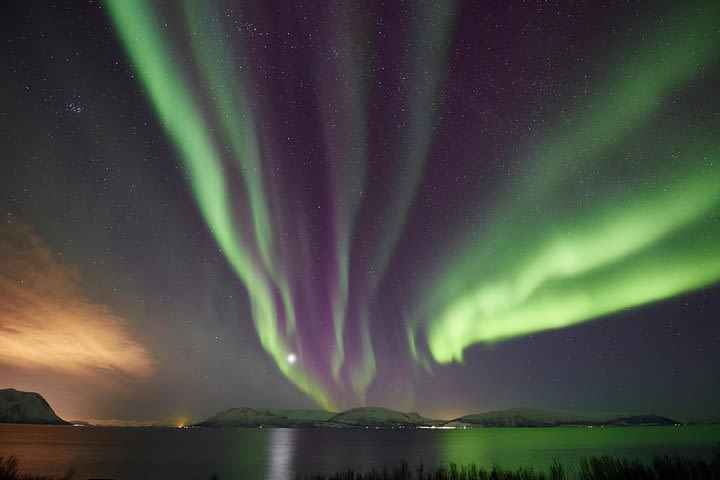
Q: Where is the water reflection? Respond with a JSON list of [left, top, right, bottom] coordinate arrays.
[[267, 428, 296, 480], [0, 425, 718, 479]]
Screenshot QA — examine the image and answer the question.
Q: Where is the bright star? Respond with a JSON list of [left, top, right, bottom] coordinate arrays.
[[287, 353, 297, 364]]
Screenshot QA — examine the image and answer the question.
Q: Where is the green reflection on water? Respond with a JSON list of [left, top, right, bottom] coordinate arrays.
[[438, 426, 720, 471]]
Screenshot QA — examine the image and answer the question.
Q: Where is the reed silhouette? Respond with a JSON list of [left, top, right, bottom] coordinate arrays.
[[2, 447, 720, 480]]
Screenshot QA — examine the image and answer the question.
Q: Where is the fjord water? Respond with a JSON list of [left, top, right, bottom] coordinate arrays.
[[0, 424, 718, 479]]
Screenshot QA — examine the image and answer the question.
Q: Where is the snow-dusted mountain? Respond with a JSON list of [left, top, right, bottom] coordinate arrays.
[[0, 388, 67, 425]]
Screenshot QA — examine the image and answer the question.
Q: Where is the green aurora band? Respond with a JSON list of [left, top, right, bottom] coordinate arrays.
[[104, 0, 333, 408], [182, 0, 298, 340], [418, 2, 720, 364]]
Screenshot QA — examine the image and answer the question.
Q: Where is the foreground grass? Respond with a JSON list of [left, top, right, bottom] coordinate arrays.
[[2, 450, 720, 480], [298, 451, 720, 480], [0, 456, 74, 480]]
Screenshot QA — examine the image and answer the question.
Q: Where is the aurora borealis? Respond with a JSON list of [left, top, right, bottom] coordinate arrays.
[[103, 0, 463, 408], [418, 3, 720, 363], [1, 0, 719, 422]]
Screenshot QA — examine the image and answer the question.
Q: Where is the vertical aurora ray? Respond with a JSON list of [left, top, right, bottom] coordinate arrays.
[[182, 1, 273, 274], [345, 0, 460, 399], [367, 1, 459, 296], [104, 0, 333, 408], [349, 310, 377, 400], [418, 2, 720, 364], [182, 1, 297, 337], [312, 5, 371, 381]]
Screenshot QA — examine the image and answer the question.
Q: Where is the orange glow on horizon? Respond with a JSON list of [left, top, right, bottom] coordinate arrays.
[[0, 219, 153, 383]]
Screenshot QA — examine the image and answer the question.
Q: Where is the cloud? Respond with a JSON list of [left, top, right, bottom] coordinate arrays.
[[0, 218, 153, 381]]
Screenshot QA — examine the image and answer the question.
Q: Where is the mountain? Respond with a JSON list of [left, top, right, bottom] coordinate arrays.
[[195, 407, 336, 427], [327, 407, 440, 428], [446, 407, 676, 428], [195, 406, 441, 428], [0, 388, 68, 425]]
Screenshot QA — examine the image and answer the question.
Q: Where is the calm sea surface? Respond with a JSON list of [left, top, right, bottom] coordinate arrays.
[[0, 424, 718, 479]]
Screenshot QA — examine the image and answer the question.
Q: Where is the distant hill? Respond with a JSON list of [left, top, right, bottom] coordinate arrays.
[[446, 407, 676, 428], [195, 406, 443, 428], [194, 405, 678, 429], [69, 420, 93, 427], [0, 388, 68, 425], [327, 407, 441, 428], [195, 407, 336, 427]]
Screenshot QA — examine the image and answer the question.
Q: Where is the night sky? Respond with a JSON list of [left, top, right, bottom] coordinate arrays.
[[1, 0, 719, 425]]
